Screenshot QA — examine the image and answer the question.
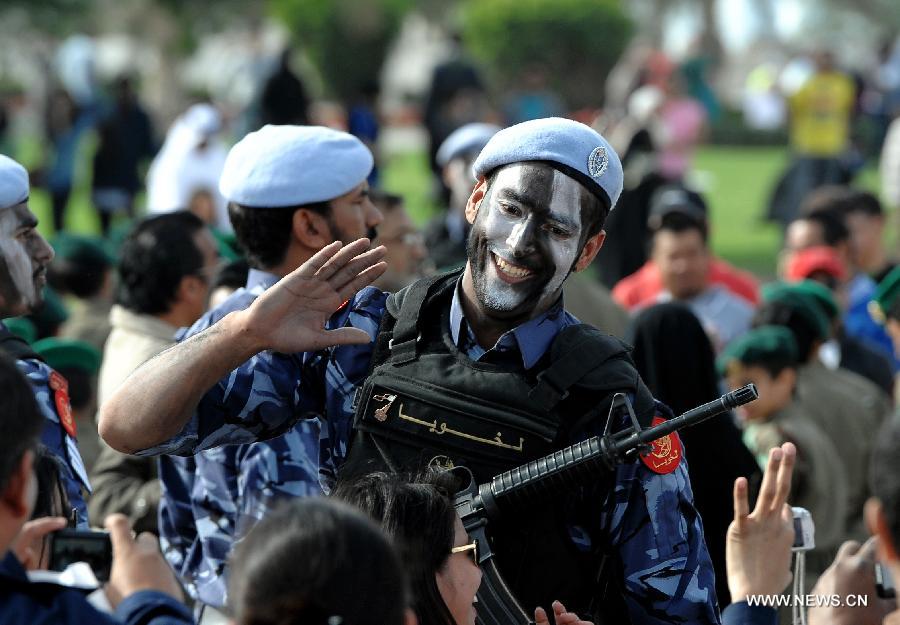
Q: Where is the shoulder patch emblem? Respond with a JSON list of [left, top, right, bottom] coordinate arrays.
[[640, 416, 681, 474], [50, 370, 76, 438]]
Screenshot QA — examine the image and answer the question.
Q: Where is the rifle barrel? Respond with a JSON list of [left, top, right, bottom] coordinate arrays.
[[481, 384, 758, 515]]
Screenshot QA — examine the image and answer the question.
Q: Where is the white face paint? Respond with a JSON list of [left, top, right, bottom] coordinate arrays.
[[468, 164, 586, 318], [0, 204, 51, 315]]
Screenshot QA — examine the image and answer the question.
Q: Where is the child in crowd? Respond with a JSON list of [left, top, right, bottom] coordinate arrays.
[[718, 325, 849, 582]]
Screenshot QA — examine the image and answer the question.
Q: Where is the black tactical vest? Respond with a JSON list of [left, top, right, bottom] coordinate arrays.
[[342, 270, 657, 620]]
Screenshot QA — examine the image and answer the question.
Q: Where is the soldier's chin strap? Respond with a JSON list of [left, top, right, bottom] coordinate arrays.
[[454, 384, 759, 625]]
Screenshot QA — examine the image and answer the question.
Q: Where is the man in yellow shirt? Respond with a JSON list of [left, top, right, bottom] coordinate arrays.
[[768, 51, 857, 226], [789, 52, 856, 157]]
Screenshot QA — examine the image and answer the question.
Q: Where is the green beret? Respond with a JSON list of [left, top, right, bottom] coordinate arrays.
[[761, 281, 831, 340], [32, 337, 101, 373], [212, 229, 241, 262], [790, 279, 839, 320], [870, 265, 900, 325], [50, 233, 115, 266], [717, 325, 799, 377], [3, 317, 37, 344]]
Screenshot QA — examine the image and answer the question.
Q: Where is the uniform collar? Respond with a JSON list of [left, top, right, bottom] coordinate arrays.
[[449, 278, 566, 369], [246, 268, 280, 290]]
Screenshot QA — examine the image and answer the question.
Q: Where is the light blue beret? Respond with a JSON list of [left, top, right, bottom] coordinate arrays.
[[219, 125, 374, 208], [0, 154, 29, 210], [472, 117, 624, 209], [436, 123, 501, 168]]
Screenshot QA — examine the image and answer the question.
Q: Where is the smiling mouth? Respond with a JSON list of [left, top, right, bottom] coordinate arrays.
[[491, 252, 534, 282]]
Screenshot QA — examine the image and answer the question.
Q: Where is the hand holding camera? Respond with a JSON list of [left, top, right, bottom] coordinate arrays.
[[807, 538, 895, 625], [102, 513, 184, 607]]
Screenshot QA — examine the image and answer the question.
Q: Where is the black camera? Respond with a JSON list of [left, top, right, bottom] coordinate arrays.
[[48, 528, 113, 582]]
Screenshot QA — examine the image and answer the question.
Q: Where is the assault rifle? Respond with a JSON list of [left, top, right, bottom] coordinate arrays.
[[454, 384, 759, 625]]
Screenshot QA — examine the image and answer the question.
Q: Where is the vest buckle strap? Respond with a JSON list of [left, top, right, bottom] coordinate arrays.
[[388, 333, 422, 364], [529, 369, 570, 410]]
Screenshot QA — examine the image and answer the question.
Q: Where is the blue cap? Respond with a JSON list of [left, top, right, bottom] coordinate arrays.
[[219, 125, 374, 208], [472, 117, 623, 209], [436, 123, 501, 168], [0, 154, 29, 209]]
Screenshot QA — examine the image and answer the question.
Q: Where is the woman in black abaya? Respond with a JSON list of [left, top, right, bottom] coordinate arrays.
[[627, 302, 761, 609]]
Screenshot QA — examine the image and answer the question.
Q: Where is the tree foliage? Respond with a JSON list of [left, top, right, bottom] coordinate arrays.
[[461, 0, 633, 109], [268, 0, 412, 101]]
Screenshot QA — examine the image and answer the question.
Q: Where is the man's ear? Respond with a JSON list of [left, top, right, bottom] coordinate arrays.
[[1, 450, 34, 520], [292, 208, 334, 249], [866, 497, 899, 562], [175, 273, 203, 305], [574, 230, 606, 272], [464, 177, 488, 226]]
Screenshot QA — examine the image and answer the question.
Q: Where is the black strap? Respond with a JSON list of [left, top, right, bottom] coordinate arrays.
[[388, 271, 459, 364], [528, 325, 623, 411]]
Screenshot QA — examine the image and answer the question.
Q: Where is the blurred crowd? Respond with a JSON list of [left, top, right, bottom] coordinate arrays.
[[4, 24, 900, 625]]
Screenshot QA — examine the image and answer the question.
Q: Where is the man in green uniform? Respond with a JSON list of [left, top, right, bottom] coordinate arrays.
[[756, 281, 891, 540]]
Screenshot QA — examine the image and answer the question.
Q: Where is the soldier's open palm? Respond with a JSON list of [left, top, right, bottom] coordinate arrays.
[[245, 239, 386, 353]]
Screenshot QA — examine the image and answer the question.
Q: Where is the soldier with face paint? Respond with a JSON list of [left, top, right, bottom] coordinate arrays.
[[101, 118, 719, 624], [0, 154, 90, 526]]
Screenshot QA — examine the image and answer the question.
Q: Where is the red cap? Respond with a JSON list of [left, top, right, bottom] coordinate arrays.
[[785, 246, 847, 282]]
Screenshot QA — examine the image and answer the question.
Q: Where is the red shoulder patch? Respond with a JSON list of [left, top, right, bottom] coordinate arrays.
[[50, 371, 76, 438], [640, 416, 682, 474], [49, 371, 68, 392]]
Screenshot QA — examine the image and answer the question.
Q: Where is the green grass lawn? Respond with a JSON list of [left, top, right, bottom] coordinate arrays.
[[27, 142, 884, 282], [693, 146, 787, 279]]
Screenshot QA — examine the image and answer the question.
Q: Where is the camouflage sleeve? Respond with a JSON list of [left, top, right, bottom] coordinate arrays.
[[235, 419, 324, 534], [183, 447, 240, 608], [605, 457, 721, 624], [17, 358, 90, 527], [134, 347, 316, 457], [138, 288, 387, 459], [158, 455, 200, 600]]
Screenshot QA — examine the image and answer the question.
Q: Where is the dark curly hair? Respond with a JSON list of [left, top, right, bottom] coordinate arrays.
[[116, 211, 207, 315]]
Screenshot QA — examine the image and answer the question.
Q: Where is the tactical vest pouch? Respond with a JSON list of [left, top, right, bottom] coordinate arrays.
[[355, 373, 558, 474]]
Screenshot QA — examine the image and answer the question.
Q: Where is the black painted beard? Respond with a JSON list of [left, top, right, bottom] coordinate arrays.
[[466, 226, 554, 317]]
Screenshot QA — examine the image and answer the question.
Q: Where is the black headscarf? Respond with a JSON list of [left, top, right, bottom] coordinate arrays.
[[627, 302, 761, 609]]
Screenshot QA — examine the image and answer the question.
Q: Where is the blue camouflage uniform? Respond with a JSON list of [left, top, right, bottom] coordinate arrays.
[[13, 350, 90, 527], [157, 269, 322, 608], [145, 275, 720, 624], [0, 551, 192, 625]]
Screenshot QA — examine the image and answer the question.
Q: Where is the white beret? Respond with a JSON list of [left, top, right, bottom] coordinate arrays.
[[0, 154, 29, 210], [472, 117, 624, 209], [219, 125, 374, 208], [436, 123, 501, 168]]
